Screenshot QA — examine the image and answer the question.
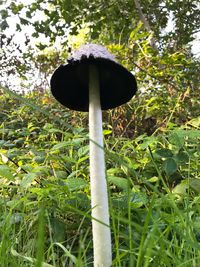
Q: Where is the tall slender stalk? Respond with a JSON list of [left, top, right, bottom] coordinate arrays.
[[89, 64, 112, 267]]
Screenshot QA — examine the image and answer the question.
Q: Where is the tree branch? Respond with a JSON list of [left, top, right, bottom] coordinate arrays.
[[133, 0, 157, 49]]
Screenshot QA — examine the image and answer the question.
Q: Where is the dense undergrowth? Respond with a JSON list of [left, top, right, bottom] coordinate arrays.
[[1, 1, 200, 266], [0, 88, 200, 266]]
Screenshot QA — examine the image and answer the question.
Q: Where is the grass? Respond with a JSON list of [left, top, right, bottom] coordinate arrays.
[[1, 184, 200, 266], [1, 175, 200, 266], [0, 91, 200, 266]]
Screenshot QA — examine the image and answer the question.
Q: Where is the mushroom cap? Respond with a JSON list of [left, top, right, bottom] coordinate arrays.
[[50, 44, 137, 111]]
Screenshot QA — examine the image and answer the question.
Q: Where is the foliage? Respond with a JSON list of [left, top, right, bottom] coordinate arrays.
[[0, 88, 200, 266], [0, 0, 200, 266], [1, 0, 200, 47]]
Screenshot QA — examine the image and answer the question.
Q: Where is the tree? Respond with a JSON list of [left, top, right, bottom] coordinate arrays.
[[1, 0, 199, 47], [0, 0, 199, 130]]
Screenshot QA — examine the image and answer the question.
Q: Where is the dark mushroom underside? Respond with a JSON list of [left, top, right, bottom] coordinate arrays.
[[51, 58, 137, 111]]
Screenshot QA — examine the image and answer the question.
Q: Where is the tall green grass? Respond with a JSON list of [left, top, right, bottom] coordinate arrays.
[[0, 88, 200, 266]]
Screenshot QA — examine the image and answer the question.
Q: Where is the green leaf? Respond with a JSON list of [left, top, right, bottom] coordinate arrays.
[[129, 21, 143, 41], [32, 32, 39, 38], [78, 145, 89, 157], [187, 118, 200, 128], [139, 136, 157, 149], [52, 138, 86, 150], [64, 178, 88, 191], [156, 148, 174, 158], [50, 217, 66, 242], [0, 140, 6, 146], [0, 165, 13, 180], [108, 176, 129, 191], [0, 10, 8, 19], [52, 141, 71, 150], [10, 3, 24, 14], [112, 196, 128, 210], [175, 150, 189, 163], [54, 171, 67, 179], [0, 20, 9, 30], [33, 156, 45, 164], [20, 173, 37, 188], [77, 155, 89, 164], [163, 158, 178, 176], [3, 142, 15, 148], [190, 179, 200, 193], [172, 181, 188, 196], [19, 17, 29, 25], [168, 132, 184, 148], [169, 129, 200, 147], [148, 176, 158, 183], [130, 191, 148, 208], [103, 130, 112, 135]]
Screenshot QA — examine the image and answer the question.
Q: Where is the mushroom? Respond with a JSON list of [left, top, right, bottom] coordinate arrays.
[[50, 44, 137, 267]]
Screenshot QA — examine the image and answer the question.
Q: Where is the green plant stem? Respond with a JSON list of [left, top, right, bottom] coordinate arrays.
[[35, 207, 45, 267], [89, 64, 112, 267]]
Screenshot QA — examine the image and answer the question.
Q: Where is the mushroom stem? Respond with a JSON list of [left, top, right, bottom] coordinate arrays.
[[89, 64, 112, 267]]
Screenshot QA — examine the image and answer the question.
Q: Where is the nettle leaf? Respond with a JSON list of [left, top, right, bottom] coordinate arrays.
[[156, 148, 174, 158], [163, 158, 178, 176], [111, 196, 128, 210], [52, 141, 71, 150], [175, 150, 189, 163], [33, 156, 45, 164], [54, 171, 67, 179], [50, 217, 66, 242], [168, 132, 184, 148], [78, 145, 89, 157], [108, 176, 129, 191], [169, 129, 200, 147], [178, 129, 200, 139], [139, 136, 157, 149], [64, 178, 88, 191], [130, 191, 148, 208], [52, 138, 86, 150], [0, 165, 14, 180]]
